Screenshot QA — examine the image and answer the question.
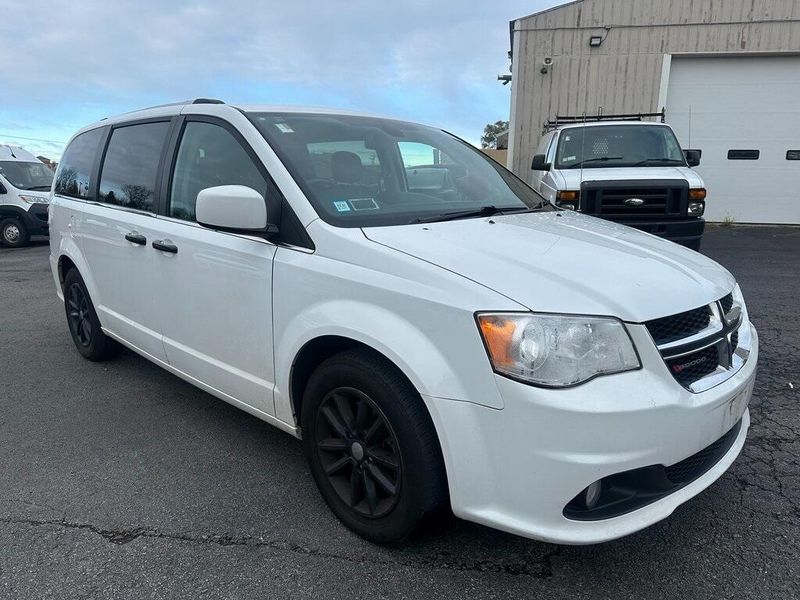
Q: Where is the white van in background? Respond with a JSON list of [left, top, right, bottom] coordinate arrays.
[[0, 145, 53, 247], [530, 113, 707, 250]]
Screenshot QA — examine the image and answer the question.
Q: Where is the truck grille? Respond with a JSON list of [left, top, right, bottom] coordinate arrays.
[[645, 292, 751, 392], [580, 179, 689, 218]]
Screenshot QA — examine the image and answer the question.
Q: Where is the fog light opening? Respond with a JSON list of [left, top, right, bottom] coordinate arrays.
[[584, 480, 602, 508]]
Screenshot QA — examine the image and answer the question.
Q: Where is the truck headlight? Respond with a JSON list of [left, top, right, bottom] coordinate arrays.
[[556, 190, 579, 210], [688, 201, 705, 216], [19, 194, 49, 205], [477, 313, 640, 387]]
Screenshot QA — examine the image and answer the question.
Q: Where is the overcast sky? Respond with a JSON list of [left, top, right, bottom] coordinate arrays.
[[0, 0, 561, 159]]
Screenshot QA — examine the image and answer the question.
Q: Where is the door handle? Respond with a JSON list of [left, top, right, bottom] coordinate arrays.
[[124, 232, 147, 245], [152, 239, 178, 254]]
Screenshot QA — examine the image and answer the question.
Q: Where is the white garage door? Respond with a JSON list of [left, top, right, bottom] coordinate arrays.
[[666, 55, 800, 224]]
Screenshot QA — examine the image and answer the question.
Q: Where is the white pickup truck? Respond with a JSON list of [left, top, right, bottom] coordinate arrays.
[[530, 113, 706, 250]]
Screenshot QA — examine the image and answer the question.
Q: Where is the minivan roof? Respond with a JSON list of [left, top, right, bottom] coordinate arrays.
[[70, 100, 419, 141]]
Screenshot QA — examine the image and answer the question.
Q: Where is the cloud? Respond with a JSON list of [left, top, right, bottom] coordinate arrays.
[[0, 0, 560, 157]]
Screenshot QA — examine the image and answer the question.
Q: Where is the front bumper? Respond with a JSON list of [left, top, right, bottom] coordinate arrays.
[[617, 217, 704, 249], [22, 203, 49, 236], [425, 322, 757, 545]]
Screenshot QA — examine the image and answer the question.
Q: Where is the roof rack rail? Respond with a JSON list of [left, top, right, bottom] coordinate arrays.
[[542, 108, 665, 134], [192, 98, 225, 104]]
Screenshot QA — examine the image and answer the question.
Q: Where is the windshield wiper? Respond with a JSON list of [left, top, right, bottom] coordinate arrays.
[[411, 205, 532, 224], [566, 156, 624, 169], [630, 158, 686, 167]]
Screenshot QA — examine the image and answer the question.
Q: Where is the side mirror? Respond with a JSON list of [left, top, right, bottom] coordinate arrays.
[[531, 154, 551, 171], [684, 149, 702, 167], [196, 185, 276, 234]]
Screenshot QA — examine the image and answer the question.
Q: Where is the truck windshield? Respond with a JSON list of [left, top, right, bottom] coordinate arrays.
[[555, 125, 686, 169], [248, 112, 551, 227], [0, 161, 54, 190]]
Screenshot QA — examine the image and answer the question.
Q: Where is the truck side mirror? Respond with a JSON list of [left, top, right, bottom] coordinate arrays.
[[684, 149, 702, 167], [531, 154, 551, 171]]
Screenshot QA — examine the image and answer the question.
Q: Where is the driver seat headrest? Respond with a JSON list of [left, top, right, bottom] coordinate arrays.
[[331, 151, 363, 184]]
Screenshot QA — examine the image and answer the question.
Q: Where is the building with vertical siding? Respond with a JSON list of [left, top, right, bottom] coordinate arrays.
[[507, 0, 800, 223]]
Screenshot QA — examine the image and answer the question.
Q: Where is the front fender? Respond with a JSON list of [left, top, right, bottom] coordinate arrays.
[[273, 299, 505, 425]]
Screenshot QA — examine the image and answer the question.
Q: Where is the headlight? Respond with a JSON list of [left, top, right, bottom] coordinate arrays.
[[19, 194, 49, 205], [476, 313, 640, 387], [556, 190, 579, 210], [688, 201, 705, 216]]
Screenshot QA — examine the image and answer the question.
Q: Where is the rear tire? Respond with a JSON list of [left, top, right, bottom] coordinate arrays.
[[301, 348, 448, 545], [0, 218, 30, 248], [63, 268, 120, 361]]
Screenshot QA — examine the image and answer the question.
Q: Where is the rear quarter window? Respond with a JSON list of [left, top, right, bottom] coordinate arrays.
[[55, 128, 104, 199]]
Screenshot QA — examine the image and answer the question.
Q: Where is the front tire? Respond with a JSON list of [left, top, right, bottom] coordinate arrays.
[[0, 218, 30, 247], [301, 348, 448, 545], [63, 269, 120, 361]]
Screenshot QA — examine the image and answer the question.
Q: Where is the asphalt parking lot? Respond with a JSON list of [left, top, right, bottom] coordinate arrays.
[[1, 225, 798, 599]]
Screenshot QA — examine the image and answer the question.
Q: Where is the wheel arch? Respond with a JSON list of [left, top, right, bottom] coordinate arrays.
[[290, 335, 401, 424]]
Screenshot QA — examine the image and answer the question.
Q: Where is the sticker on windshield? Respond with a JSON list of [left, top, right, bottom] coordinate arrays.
[[564, 155, 577, 162], [275, 123, 294, 133], [333, 200, 351, 212], [350, 198, 379, 211]]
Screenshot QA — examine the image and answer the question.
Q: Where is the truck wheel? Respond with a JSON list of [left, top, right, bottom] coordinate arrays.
[[0, 218, 30, 247], [63, 268, 120, 361], [301, 348, 448, 545]]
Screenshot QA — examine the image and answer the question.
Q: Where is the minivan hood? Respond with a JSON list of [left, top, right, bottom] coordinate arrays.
[[363, 211, 733, 322], [556, 166, 704, 190]]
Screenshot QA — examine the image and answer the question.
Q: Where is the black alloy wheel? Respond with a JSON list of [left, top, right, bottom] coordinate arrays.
[[66, 282, 93, 347], [315, 387, 402, 519], [301, 348, 448, 545], [62, 268, 120, 361]]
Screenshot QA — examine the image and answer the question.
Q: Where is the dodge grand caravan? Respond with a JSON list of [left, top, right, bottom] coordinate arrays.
[[49, 100, 758, 545]]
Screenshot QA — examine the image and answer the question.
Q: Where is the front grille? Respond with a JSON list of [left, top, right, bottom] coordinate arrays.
[[646, 290, 748, 391], [646, 306, 711, 345], [720, 293, 733, 314], [580, 180, 689, 218], [666, 345, 719, 388], [665, 419, 742, 483]]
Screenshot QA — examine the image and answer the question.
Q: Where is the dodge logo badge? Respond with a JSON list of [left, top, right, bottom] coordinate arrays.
[[624, 198, 645, 207]]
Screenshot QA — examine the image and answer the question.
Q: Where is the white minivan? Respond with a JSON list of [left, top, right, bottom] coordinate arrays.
[[49, 100, 757, 545], [0, 145, 53, 247]]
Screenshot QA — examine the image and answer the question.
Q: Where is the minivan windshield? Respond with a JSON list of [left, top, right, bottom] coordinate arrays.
[[0, 160, 54, 191], [555, 125, 686, 169], [249, 112, 551, 227]]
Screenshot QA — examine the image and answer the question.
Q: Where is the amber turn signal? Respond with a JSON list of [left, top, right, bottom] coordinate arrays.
[[689, 188, 707, 200], [557, 190, 579, 201]]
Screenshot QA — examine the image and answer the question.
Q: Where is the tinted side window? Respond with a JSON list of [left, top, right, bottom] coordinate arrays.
[[55, 128, 103, 199], [99, 122, 170, 211], [170, 122, 267, 221]]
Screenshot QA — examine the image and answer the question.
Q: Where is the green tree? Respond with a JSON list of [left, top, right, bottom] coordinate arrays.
[[481, 120, 509, 149]]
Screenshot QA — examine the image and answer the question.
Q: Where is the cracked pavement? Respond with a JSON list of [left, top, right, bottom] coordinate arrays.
[[0, 225, 798, 599]]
